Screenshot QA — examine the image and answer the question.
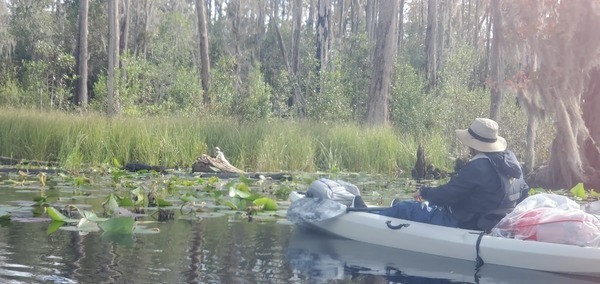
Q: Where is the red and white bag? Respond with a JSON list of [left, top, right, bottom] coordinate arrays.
[[490, 194, 600, 247]]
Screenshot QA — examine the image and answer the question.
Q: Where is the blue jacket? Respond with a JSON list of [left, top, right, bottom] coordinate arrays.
[[419, 150, 529, 229]]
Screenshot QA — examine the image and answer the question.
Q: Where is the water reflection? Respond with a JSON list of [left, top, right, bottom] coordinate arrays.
[[0, 216, 300, 283], [286, 228, 600, 284], [2, 206, 600, 283]]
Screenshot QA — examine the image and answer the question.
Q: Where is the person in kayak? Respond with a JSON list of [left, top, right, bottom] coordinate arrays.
[[368, 118, 529, 230]]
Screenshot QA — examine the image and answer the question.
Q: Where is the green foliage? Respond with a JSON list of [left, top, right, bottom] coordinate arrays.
[[336, 33, 373, 121], [440, 43, 481, 91], [20, 43, 76, 110], [92, 53, 203, 116], [570, 183, 587, 200], [0, 78, 24, 106], [235, 62, 273, 121], [309, 33, 373, 122], [210, 56, 237, 116], [8, 0, 55, 62], [152, 12, 197, 68], [390, 60, 432, 137], [309, 57, 353, 122]]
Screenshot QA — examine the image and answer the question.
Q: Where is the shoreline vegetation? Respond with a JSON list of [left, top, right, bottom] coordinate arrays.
[[0, 108, 453, 175]]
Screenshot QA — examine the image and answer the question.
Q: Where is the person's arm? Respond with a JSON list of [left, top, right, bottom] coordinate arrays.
[[419, 159, 491, 206]]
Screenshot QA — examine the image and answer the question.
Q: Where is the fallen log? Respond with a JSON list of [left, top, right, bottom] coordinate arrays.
[[191, 154, 244, 174], [193, 171, 293, 181], [0, 156, 59, 167]]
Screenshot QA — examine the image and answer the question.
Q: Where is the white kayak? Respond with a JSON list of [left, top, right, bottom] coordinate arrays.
[[287, 229, 600, 283], [287, 191, 600, 277]]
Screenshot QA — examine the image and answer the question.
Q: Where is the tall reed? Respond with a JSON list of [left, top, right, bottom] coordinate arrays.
[[0, 109, 454, 174]]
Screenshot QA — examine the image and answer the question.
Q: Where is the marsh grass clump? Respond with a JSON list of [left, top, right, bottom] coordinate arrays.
[[0, 108, 455, 175]]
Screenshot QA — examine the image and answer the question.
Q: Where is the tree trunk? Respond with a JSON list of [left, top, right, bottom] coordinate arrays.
[[488, 0, 503, 121], [196, 0, 211, 104], [107, 0, 119, 116], [366, 0, 398, 126], [290, 0, 306, 118], [55, 0, 64, 41], [120, 0, 130, 80], [307, 0, 315, 29], [524, 112, 537, 175], [139, 0, 153, 58], [482, 5, 491, 88], [425, 0, 437, 92], [436, 0, 446, 94], [120, 0, 130, 55], [350, 0, 359, 33], [76, 0, 89, 108], [397, 0, 405, 53], [228, 0, 242, 96], [581, 68, 600, 188], [336, 0, 344, 38], [506, 0, 600, 190], [365, 0, 377, 43], [316, 0, 330, 73], [472, 0, 479, 48], [444, 0, 453, 48], [291, 0, 302, 74]]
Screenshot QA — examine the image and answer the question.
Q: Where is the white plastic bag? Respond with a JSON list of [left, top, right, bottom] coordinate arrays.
[[490, 194, 600, 247]]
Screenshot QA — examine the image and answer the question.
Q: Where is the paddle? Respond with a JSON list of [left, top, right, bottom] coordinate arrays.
[[286, 194, 388, 225]]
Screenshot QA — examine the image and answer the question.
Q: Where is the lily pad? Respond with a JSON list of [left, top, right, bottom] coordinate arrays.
[[47, 207, 79, 223], [229, 185, 251, 199], [570, 183, 586, 200], [78, 210, 109, 222], [103, 193, 120, 215], [98, 216, 136, 234], [117, 197, 135, 207], [156, 198, 173, 207], [253, 197, 278, 211], [47, 221, 65, 234], [180, 193, 199, 203], [222, 199, 238, 210]]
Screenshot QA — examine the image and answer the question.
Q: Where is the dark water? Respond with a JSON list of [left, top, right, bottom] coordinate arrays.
[[1, 174, 600, 283], [3, 217, 600, 284], [1, 216, 298, 283]]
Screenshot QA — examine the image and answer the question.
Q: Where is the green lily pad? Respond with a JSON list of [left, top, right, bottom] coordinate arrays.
[[59, 219, 100, 233], [570, 183, 586, 200], [98, 216, 136, 234], [117, 197, 135, 207], [47, 207, 79, 223], [47, 220, 65, 234], [253, 197, 278, 211], [103, 193, 120, 215], [78, 210, 109, 222], [156, 198, 173, 207], [229, 184, 251, 199], [180, 193, 199, 203], [222, 199, 238, 210]]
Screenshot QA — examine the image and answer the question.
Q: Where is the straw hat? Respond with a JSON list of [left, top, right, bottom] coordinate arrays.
[[455, 118, 506, 152]]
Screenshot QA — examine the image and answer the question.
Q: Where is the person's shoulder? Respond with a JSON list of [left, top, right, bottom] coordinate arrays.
[[461, 156, 495, 173]]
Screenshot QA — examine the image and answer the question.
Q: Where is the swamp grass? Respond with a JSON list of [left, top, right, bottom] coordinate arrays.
[[0, 108, 454, 174]]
